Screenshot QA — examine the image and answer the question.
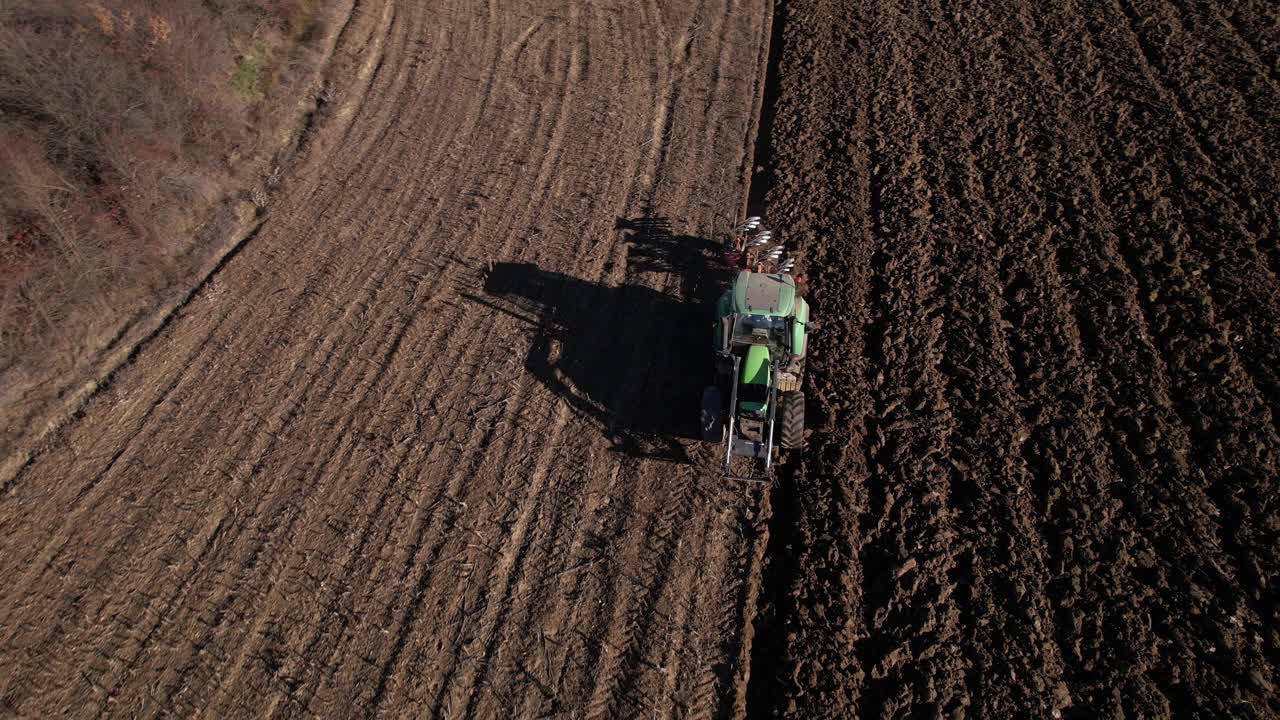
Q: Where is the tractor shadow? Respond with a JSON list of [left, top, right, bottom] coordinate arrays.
[[472, 217, 729, 464]]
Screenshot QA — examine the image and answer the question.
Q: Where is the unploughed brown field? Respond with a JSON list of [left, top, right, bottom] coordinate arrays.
[[0, 0, 1276, 719]]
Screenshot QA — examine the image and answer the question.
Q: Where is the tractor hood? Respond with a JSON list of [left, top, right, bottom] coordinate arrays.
[[731, 271, 796, 317], [739, 345, 771, 414]]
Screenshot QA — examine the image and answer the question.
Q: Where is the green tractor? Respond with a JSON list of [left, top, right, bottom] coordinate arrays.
[[701, 217, 810, 481]]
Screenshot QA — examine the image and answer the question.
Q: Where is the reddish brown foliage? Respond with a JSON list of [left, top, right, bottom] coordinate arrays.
[[0, 0, 320, 366]]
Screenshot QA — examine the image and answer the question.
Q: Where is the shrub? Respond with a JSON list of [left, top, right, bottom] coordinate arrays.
[[0, 0, 323, 368]]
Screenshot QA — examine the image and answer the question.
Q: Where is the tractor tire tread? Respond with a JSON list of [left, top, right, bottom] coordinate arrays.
[[781, 391, 804, 449]]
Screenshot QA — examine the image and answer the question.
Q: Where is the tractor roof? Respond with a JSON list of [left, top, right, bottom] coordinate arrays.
[[731, 271, 796, 317]]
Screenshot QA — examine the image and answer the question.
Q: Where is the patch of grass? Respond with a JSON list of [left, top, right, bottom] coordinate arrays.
[[231, 50, 267, 103]]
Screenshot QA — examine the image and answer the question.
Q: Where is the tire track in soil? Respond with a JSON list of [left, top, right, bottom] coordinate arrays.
[[62, 9, 532, 702], [0, 0, 774, 717]]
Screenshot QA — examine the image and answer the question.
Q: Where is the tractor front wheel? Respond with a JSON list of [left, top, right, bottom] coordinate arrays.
[[781, 391, 805, 449], [701, 385, 725, 443]]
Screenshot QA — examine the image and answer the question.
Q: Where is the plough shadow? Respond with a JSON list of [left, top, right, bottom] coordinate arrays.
[[466, 216, 730, 464]]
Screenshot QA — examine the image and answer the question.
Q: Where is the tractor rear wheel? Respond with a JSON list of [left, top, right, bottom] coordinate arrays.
[[781, 391, 805, 449], [701, 385, 725, 442]]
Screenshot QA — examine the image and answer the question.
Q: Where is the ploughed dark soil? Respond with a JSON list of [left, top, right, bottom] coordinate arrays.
[[747, 0, 1279, 717]]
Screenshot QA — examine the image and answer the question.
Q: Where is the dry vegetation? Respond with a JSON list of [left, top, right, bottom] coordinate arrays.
[[0, 0, 326, 369]]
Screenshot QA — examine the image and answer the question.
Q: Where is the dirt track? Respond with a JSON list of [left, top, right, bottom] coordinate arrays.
[[2, 0, 1278, 718], [0, 1, 773, 716], [749, 0, 1279, 717]]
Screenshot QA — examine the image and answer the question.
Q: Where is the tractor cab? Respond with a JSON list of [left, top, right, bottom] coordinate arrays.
[[716, 272, 807, 350]]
